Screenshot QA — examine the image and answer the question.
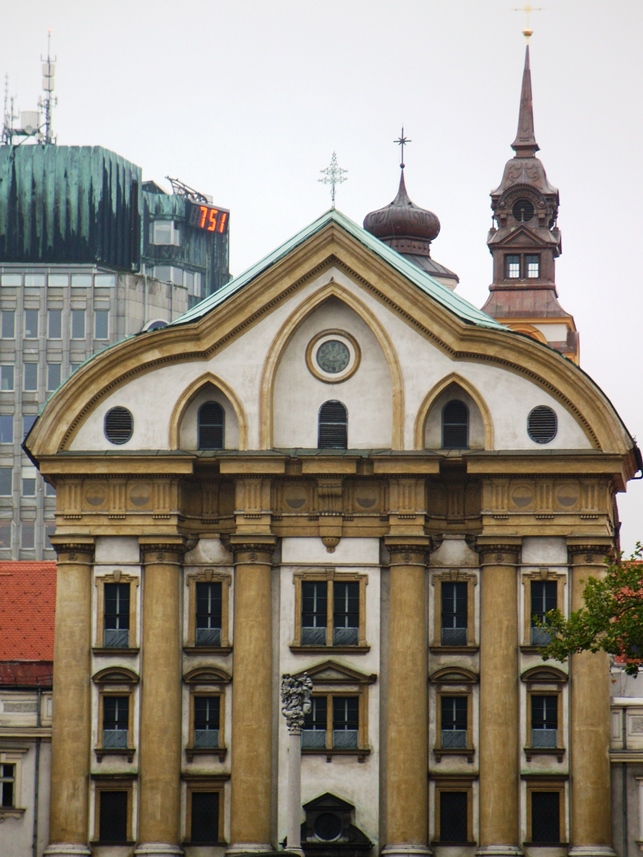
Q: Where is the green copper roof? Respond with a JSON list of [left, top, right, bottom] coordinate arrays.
[[170, 208, 506, 330]]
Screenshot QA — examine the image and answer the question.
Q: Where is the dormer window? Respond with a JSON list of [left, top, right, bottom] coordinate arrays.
[[504, 254, 540, 280], [506, 255, 520, 278], [526, 254, 540, 278]]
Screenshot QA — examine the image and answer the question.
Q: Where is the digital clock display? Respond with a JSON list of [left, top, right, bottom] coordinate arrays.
[[187, 202, 229, 234]]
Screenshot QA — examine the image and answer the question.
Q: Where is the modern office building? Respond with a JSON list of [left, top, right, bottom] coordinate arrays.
[[0, 144, 230, 560], [25, 45, 639, 857]]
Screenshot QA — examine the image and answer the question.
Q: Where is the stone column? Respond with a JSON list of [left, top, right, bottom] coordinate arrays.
[[44, 540, 94, 857], [382, 538, 431, 857], [226, 538, 276, 856], [568, 545, 616, 857], [477, 542, 522, 857], [280, 674, 313, 857], [135, 540, 185, 857]]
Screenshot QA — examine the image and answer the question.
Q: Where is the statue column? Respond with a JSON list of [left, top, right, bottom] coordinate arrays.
[[477, 542, 522, 857], [226, 537, 276, 855], [45, 539, 94, 857], [135, 540, 185, 857], [280, 674, 313, 857], [382, 538, 431, 857], [568, 545, 616, 857]]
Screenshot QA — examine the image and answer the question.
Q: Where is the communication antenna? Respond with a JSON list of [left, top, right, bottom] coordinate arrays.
[[38, 29, 57, 144], [1, 75, 16, 145], [165, 176, 210, 204]]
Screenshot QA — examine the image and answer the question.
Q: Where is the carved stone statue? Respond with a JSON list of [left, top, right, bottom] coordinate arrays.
[[280, 673, 313, 734]]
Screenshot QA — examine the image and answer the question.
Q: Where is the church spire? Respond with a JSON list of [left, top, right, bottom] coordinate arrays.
[[511, 46, 539, 158]]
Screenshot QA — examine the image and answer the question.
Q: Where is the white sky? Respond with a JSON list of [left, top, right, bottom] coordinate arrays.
[[4, 0, 643, 552]]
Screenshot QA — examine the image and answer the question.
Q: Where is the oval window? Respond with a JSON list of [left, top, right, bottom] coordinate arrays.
[[104, 407, 134, 445], [527, 406, 557, 444]]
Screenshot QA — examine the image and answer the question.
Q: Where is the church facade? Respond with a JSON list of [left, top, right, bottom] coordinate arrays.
[[26, 48, 638, 857]]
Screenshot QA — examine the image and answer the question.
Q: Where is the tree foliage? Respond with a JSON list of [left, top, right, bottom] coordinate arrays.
[[539, 546, 643, 676]]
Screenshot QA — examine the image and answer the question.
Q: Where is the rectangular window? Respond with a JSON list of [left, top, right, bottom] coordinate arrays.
[[441, 696, 467, 748], [441, 582, 468, 646], [196, 582, 222, 646], [45, 481, 56, 497], [302, 697, 327, 748], [0, 520, 12, 549], [1, 365, 14, 391], [530, 790, 561, 844], [190, 790, 220, 844], [71, 274, 92, 288], [333, 581, 359, 645], [24, 273, 45, 287], [94, 309, 109, 340], [531, 695, 558, 748], [531, 580, 557, 645], [506, 254, 521, 278], [302, 581, 327, 645], [1, 273, 21, 286], [333, 696, 359, 749], [21, 476, 36, 497], [71, 309, 85, 339], [103, 696, 129, 748], [48, 273, 68, 287], [48, 309, 62, 338], [23, 363, 38, 391], [47, 363, 61, 391], [526, 254, 540, 278], [194, 696, 221, 748], [95, 274, 116, 287], [439, 790, 468, 843], [0, 415, 12, 444], [0, 763, 15, 807], [298, 576, 364, 648], [0, 468, 12, 495], [23, 415, 36, 439], [22, 522, 34, 549], [151, 220, 181, 246], [98, 790, 128, 843], [24, 309, 39, 338], [300, 695, 360, 751], [1, 310, 15, 338], [104, 583, 130, 647]]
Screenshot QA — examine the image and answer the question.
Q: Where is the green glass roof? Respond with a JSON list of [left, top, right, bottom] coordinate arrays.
[[170, 208, 506, 331]]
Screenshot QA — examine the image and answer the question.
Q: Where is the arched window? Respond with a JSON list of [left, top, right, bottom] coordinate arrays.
[[198, 402, 225, 450], [442, 400, 469, 448], [318, 401, 347, 449]]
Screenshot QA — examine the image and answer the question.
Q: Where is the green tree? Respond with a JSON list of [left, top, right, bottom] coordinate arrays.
[[540, 546, 643, 676]]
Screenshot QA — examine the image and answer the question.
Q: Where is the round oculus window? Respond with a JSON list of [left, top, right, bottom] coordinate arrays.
[[104, 406, 134, 445], [527, 405, 557, 444], [306, 330, 360, 383], [512, 198, 535, 222], [314, 812, 343, 841]]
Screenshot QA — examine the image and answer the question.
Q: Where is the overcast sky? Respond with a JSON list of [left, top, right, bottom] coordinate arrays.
[[4, 0, 643, 552]]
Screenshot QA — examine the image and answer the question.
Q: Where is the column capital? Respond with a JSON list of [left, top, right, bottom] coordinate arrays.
[[385, 536, 431, 565], [50, 538, 94, 563], [139, 538, 186, 565], [567, 542, 613, 565], [228, 536, 277, 563], [477, 541, 521, 564]]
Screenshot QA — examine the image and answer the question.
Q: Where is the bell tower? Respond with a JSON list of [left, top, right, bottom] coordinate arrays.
[[482, 43, 579, 363]]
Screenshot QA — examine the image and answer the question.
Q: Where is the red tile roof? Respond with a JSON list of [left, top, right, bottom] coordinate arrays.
[[0, 561, 56, 661]]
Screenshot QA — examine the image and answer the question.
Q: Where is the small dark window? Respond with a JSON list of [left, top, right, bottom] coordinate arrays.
[[99, 790, 128, 842], [531, 580, 556, 645], [439, 791, 468, 842], [191, 791, 219, 843], [194, 696, 220, 748], [314, 812, 343, 841], [302, 581, 328, 645], [1, 764, 15, 807], [318, 401, 347, 449], [196, 582, 222, 646], [103, 696, 129, 748], [527, 406, 557, 444], [303, 696, 327, 748], [506, 254, 521, 278], [333, 581, 359, 645], [531, 696, 557, 748], [104, 407, 133, 445], [442, 400, 469, 448], [441, 581, 468, 645], [526, 254, 540, 278], [531, 791, 560, 843], [441, 697, 467, 748], [512, 198, 535, 222], [333, 696, 358, 748], [198, 402, 224, 450], [104, 583, 130, 647]]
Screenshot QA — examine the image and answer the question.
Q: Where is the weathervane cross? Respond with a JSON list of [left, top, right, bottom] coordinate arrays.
[[514, 2, 543, 41], [394, 127, 412, 169], [319, 152, 348, 209]]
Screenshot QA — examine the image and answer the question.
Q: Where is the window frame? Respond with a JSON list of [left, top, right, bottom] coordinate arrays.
[[0, 749, 27, 820], [522, 667, 567, 762], [431, 668, 477, 763], [92, 778, 134, 845], [318, 400, 348, 449], [198, 401, 225, 450], [441, 399, 469, 449], [431, 572, 477, 650], [521, 570, 565, 649], [184, 668, 231, 762], [525, 779, 566, 845], [94, 571, 139, 652], [298, 661, 375, 761], [185, 570, 231, 652], [0, 365, 14, 392], [93, 668, 138, 762], [292, 569, 368, 652], [185, 782, 226, 845], [525, 254, 540, 278], [24, 308, 39, 339], [433, 779, 474, 845]]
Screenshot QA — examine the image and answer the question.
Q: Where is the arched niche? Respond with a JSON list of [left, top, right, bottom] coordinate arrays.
[[170, 374, 246, 451], [265, 290, 401, 449], [416, 374, 493, 451]]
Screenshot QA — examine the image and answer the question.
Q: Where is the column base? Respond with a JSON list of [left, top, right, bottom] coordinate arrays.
[[382, 844, 432, 857], [568, 849, 617, 857], [44, 846, 91, 857], [134, 844, 184, 857], [476, 848, 523, 857], [225, 845, 275, 857]]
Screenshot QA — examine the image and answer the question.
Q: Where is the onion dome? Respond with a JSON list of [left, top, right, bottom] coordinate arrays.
[[364, 170, 440, 253]]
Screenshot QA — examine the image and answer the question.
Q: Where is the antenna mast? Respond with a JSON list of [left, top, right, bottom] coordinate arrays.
[[38, 30, 57, 144], [1, 75, 15, 145]]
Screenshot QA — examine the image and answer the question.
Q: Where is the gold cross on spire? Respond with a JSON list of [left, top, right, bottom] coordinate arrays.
[[514, 2, 543, 42]]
